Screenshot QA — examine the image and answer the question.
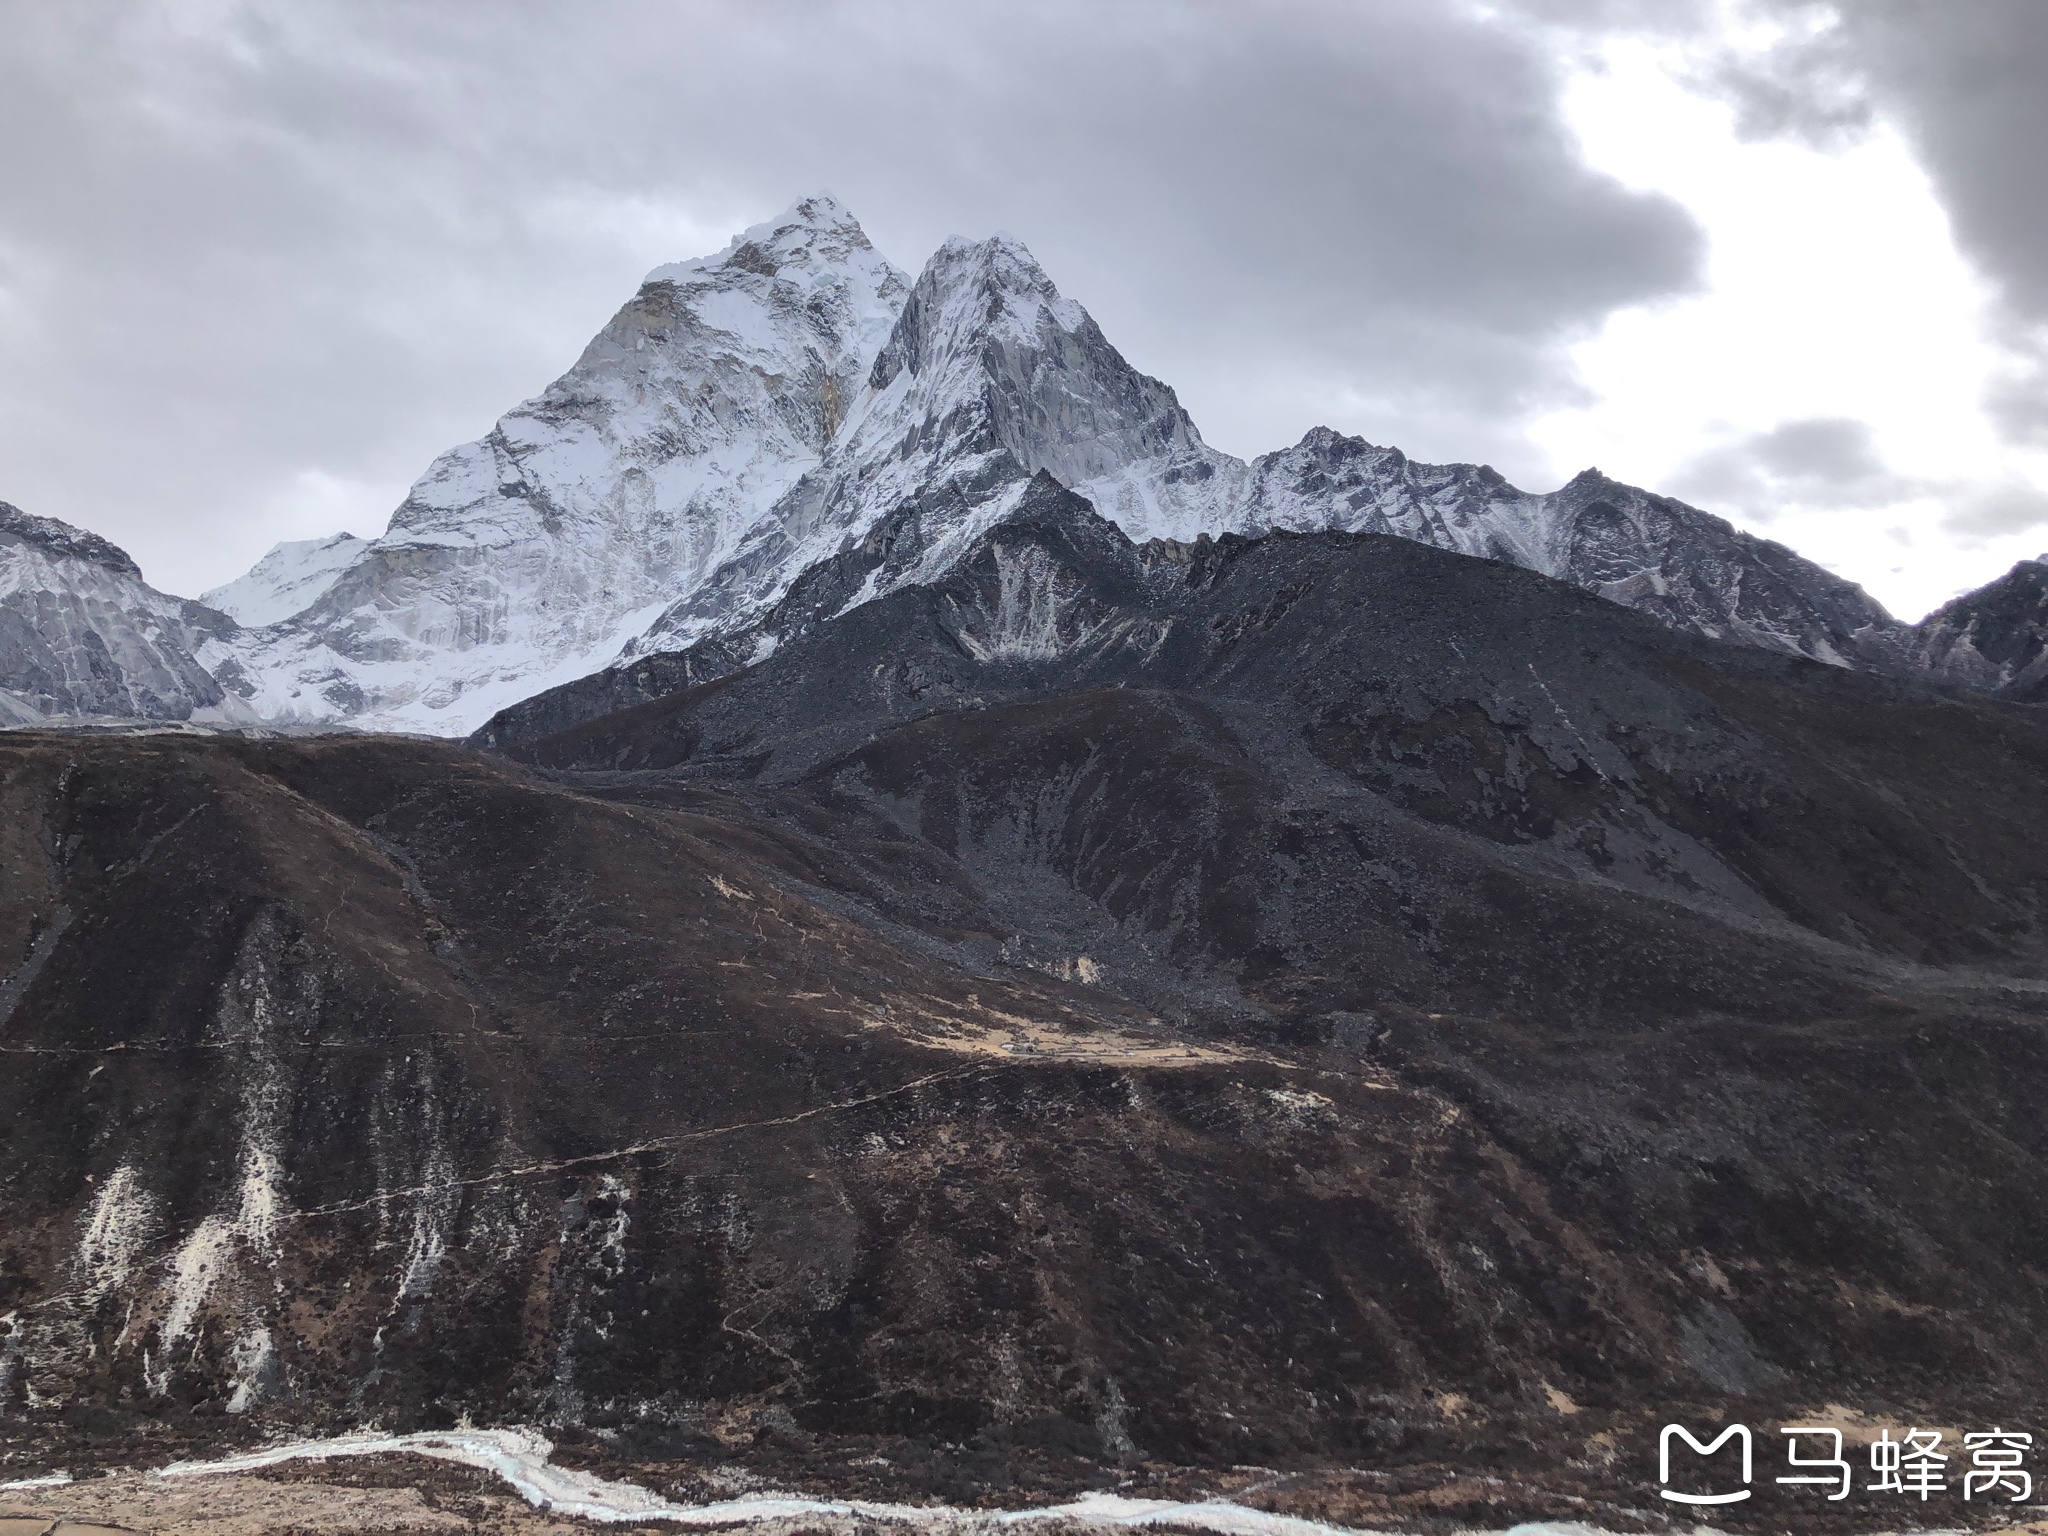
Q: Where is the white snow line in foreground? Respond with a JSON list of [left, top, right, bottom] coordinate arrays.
[[153, 1426, 1569, 1535], [0, 1471, 75, 1490]]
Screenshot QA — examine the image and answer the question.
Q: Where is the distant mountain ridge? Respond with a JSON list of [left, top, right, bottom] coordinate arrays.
[[0, 193, 2027, 734], [0, 500, 248, 726], [606, 216, 1914, 694], [1911, 553, 2048, 702]]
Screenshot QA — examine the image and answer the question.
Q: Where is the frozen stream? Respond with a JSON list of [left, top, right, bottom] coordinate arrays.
[[135, 1426, 1600, 1535]]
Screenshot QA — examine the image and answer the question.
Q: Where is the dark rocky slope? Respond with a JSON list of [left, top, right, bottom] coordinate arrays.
[[503, 479, 2048, 977], [5, 487, 2048, 1528], [1912, 552, 2048, 702]]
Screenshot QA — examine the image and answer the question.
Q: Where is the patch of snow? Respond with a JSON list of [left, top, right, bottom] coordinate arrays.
[[224, 1325, 275, 1415], [157, 1214, 236, 1364], [72, 1165, 157, 1301], [0, 1471, 74, 1490]]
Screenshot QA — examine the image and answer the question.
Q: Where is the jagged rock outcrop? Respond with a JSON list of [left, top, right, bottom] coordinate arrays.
[[0, 501, 244, 724], [1911, 553, 2048, 702]]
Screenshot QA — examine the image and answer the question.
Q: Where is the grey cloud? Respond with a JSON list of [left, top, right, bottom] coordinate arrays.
[[1946, 482, 2048, 539], [1760, 1, 2048, 329], [1748, 417, 1893, 484], [1525, 0, 2048, 320], [1985, 340, 2048, 447], [1670, 417, 2048, 544], [1706, 38, 1873, 148], [0, 0, 1702, 595], [1669, 417, 1915, 518], [1514, 0, 2048, 448]]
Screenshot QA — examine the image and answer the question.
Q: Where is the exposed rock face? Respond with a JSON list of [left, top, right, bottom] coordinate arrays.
[[6, 500, 2048, 1512], [1911, 553, 2048, 702], [0, 501, 242, 724], [199, 194, 909, 732]]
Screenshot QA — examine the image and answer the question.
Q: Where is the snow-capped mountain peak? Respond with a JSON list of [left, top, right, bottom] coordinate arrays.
[[198, 195, 910, 731], [201, 532, 366, 627], [647, 190, 873, 282], [620, 226, 1246, 655], [869, 233, 1088, 388], [862, 232, 1230, 511]]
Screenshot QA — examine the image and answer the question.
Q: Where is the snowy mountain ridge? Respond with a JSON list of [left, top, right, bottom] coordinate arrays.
[[201, 532, 366, 627], [0, 501, 251, 725], [615, 217, 1906, 686], [0, 194, 1942, 734]]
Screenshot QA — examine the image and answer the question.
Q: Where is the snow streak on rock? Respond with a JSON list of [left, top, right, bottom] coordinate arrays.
[[149, 912, 300, 1411]]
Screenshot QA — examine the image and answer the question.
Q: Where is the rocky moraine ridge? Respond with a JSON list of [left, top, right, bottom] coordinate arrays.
[[3, 197, 2048, 1534]]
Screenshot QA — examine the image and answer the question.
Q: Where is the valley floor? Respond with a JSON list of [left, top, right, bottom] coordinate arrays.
[[10, 1416, 2048, 1536]]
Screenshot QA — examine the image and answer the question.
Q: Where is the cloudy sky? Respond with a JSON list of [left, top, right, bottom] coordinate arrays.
[[2, 0, 2043, 619]]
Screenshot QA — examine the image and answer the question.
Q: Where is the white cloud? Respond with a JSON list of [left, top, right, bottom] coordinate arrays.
[[1524, 31, 2048, 618]]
